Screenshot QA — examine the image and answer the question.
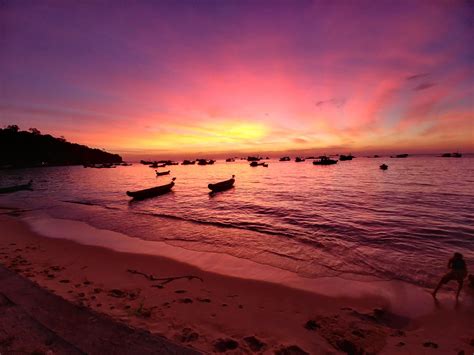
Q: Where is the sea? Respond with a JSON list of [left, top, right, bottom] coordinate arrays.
[[1, 156, 473, 288]]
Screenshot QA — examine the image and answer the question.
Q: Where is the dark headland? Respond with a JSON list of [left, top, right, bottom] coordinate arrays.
[[0, 125, 122, 169]]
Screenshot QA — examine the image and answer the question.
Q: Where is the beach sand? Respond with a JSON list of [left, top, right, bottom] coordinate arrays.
[[0, 210, 473, 354]]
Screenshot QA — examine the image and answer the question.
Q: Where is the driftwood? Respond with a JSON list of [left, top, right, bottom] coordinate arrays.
[[127, 269, 203, 286]]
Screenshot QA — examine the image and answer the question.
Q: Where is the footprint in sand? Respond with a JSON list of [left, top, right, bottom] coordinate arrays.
[[243, 336, 266, 352], [304, 320, 320, 331], [175, 328, 199, 343], [214, 338, 239, 352], [275, 345, 309, 355], [196, 298, 211, 303], [423, 341, 438, 349], [179, 298, 193, 304]]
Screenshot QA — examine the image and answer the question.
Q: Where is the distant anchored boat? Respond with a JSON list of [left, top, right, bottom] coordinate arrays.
[[391, 154, 409, 158], [225, 158, 235, 162], [313, 156, 338, 165], [155, 170, 171, 176], [208, 175, 235, 193], [250, 162, 268, 167], [339, 154, 355, 161], [197, 159, 215, 165], [442, 152, 462, 158], [0, 180, 33, 194], [380, 164, 388, 170], [126, 178, 176, 200], [279, 156, 291, 161], [181, 160, 195, 165], [295, 157, 305, 162]]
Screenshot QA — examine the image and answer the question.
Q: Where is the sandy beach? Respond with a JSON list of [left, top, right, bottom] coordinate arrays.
[[1, 210, 473, 354]]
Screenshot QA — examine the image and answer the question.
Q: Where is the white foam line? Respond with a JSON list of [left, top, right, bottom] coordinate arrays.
[[23, 214, 440, 317]]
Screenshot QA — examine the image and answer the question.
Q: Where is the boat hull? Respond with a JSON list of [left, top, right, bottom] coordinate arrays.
[[313, 160, 337, 165], [126, 182, 175, 200], [208, 178, 235, 192]]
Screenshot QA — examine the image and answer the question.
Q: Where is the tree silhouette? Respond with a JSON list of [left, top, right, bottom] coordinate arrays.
[[28, 127, 41, 135], [5, 124, 19, 132]]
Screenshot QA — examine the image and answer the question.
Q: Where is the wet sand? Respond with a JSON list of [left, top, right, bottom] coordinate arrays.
[[0, 211, 473, 354]]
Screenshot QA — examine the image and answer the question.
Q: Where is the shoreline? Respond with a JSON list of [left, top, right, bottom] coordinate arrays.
[[1, 211, 473, 353]]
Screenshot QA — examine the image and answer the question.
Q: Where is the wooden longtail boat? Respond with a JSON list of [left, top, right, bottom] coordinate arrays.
[[0, 180, 33, 194], [155, 170, 171, 176], [208, 175, 235, 193], [126, 178, 176, 200]]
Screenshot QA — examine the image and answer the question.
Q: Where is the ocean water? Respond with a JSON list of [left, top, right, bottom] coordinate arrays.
[[1, 156, 473, 288]]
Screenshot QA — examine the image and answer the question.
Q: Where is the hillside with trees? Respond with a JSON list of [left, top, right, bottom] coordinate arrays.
[[0, 125, 122, 168]]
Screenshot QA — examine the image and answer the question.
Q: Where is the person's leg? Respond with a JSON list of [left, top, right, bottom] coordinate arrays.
[[433, 273, 450, 297], [433, 278, 445, 296], [456, 279, 464, 299]]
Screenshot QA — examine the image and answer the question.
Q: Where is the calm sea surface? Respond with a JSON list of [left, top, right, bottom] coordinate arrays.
[[1, 156, 473, 287]]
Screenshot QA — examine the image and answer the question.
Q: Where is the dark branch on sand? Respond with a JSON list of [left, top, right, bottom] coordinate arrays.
[[127, 269, 203, 286]]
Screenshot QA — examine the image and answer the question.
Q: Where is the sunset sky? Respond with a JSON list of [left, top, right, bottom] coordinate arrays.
[[1, 0, 473, 158]]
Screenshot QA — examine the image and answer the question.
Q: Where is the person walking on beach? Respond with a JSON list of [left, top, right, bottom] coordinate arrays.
[[432, 252, 468, 299]]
